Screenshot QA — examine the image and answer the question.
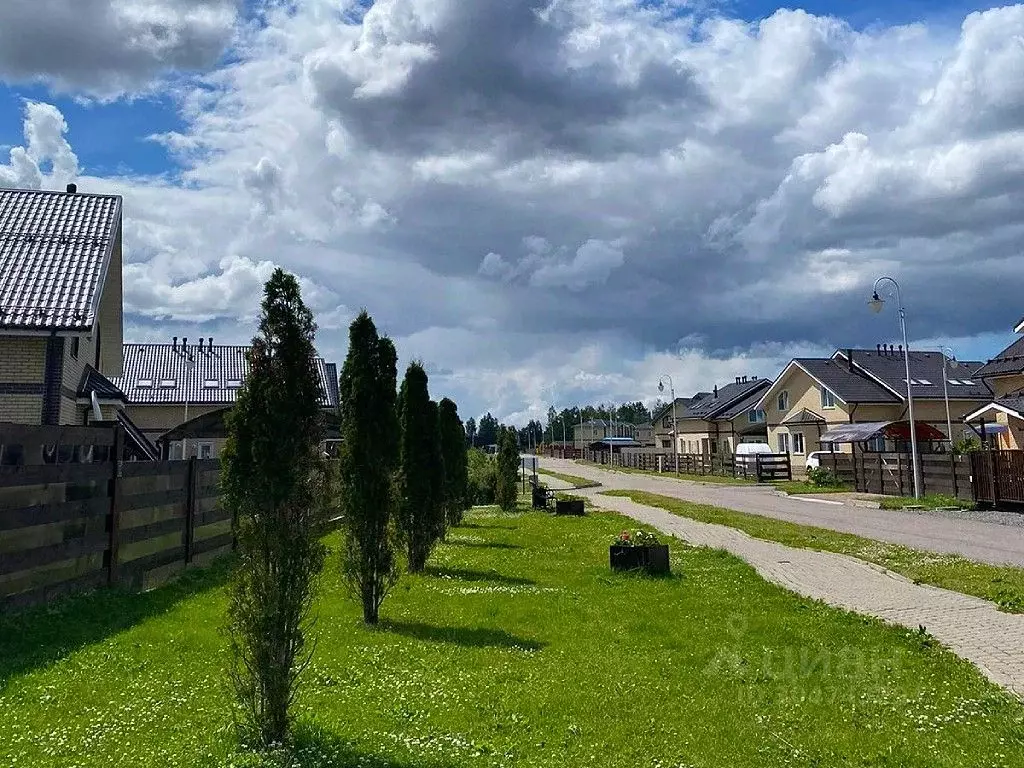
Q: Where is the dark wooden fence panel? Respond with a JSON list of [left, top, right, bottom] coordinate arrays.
[[971, 450, 1024, 505], [0, 422, 229, 610], [849, 452, 974, 501], [589, 448, 789, 483]]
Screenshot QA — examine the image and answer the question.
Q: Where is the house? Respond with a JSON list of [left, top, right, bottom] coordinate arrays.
[[964, 317, 1024, 450], [653, 377, 771, 454], [574, 419, 609, 447], [756, 346, 992, 460], [0, 185, 126, 427], [110, 339, 339, 459], [634, 422, 655, 446]]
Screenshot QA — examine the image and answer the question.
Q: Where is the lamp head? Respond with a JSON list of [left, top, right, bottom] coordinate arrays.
[[868, 291, 884, 314], [658, 380, 665, 394]]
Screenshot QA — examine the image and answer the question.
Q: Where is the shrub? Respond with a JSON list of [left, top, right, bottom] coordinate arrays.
[[495, 427, 520, 512], [467, 448, 497, 504], [807, 466, 842, 488]]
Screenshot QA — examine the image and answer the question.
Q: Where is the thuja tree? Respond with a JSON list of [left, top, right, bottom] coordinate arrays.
[[495, 425, 520, 512], [222, 268, 327, 747], [439, 397, 469, 527], [397, 362, 445, 571], [337, 311, 401, 625], [427, 399, 447, 541]]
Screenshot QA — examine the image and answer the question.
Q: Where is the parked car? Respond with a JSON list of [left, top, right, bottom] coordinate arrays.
[[734, 442, 774, 468], [805, 451, 832, 470]]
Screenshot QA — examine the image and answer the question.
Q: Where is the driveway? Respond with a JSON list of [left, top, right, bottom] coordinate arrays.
[[540, 458, 1024, 568]]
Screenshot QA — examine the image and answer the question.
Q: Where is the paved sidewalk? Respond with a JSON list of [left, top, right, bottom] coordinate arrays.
[[541, 458, 1024, 567], [584, 488, 1024, 698]]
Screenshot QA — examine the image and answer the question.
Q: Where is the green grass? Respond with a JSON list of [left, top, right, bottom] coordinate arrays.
[[4, 510, 1024, 767], [575, 459, 757, 485], [535, 467, 601, 489], [880, 494, 972, 510], [774, 480, 853, 495], [603, 490, 1024, 614]]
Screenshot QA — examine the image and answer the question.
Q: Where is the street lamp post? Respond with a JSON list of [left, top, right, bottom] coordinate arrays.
[[869, 277, 920, 499], [181, 353, 196, 461], [940, 346, 960, 450], [658, 375, 679, 475]]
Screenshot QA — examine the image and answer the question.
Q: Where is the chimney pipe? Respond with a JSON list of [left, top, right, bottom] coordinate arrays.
[[735, 376, 741, 385], [876, 344, 881, 355], [207, 337, 213, 350], [898, 344, 903, 356], [66, 183, 77, 194], [182, 337, 188, 353], [889, 344, 895, 357], [197, 338, 203, 352], [714, 385, 719, 399], [172, 336, 177, 351], [847, 348, 853, 372]]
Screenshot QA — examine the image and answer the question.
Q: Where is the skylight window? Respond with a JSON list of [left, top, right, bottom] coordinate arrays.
[[203, 379, 219, 388], [137, 379, 153, 388], [158, 379, 176, 388], [916, 378, 933, 385], [958, 379, 975, 386], [226, 379, 242, 388]]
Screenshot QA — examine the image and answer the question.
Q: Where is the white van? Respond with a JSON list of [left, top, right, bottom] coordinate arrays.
[[734, 442, 774, 469]]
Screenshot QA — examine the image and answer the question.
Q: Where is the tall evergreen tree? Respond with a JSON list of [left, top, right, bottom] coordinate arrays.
[[337, 311, 401, 625], [439, 398, 469, 527], [495, 426, 520, 512], [427, 399, 447, 541], [397, 362, 444, 571], [222, 268, 327, 747], [465, 417, 477, 448]]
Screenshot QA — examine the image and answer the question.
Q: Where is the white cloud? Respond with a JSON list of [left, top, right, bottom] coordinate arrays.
[[0, 101, 79, 189]]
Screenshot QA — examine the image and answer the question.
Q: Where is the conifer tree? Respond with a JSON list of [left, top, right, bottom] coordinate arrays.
[[495, 425, 520, 512], [439, 397, 469, 526], [223, 268, 326, 747], [337, 311, 401, 625]]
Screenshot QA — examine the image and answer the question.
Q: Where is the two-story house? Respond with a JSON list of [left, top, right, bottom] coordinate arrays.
[[111, 338, 340, 459], [653, 377, 771, 454], [0, 185, 129, 427], [756, 346, 992, 458], [964, 317, 1024, 450]]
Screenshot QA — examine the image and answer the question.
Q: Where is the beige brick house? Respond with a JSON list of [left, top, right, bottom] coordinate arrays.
[[0, 185, 128, 428], [964, 317, 1024, 450], [755, 347, 993, 461]]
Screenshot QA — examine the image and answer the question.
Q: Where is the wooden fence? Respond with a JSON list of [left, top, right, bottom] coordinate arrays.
[[816, 451, 974, 502], [971, 450, 1024, 506], [581, 448, 791, 483], [0, 423, 229, 609]]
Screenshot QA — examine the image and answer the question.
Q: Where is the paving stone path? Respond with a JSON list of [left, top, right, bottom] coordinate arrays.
[[538, 465, 1024, 697]]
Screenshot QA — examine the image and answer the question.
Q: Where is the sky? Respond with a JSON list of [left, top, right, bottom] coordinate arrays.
[[0, 0, 1022, 426]]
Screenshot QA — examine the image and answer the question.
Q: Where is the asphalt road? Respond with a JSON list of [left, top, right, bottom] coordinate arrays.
[[541, 458, 1024, 567]]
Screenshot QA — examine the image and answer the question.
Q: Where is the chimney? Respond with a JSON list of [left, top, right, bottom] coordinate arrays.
[[172, 336, 177, 351], [66, 183, 77, 194], [847, 348, 854, 372], [876, 344, 881, 355], [197, 338, 203, 352], [735, 376, 741, 385], [713, 385, 719, 399], [898, 344, 903, 357], [742, 375, 748, 383], [207, 336, 213, 350], [888, 344, 895, 357], [182, 337, 188, 353], [752, 375, 758, 380]]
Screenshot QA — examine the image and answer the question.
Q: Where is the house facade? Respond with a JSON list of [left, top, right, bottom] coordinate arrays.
[[652, 377, 770, 454], [111, 339, 339, 459], [965, 317, 1024, 450], [757, 347, 992, 459], [0, 186, 125, 426]]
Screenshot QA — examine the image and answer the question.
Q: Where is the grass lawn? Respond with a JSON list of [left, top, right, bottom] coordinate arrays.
[[773, 480, 853, 495], [604, 490, 1024, 614], [3, 507, 1024, 767], [879, 494, 973, 511], [575, 460, 757, 486], [535, 467, 601, 489]]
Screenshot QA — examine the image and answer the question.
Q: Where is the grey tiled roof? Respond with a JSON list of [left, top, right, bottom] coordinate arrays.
[[77, 365, 127, 402], [0, 188, 122, 331], [996, 397, 1024, 417], [782, 407, 826, 424], [974, 337, 1024, 379], [110, 343, 339, 407], [715, 380, 772, 419], [683, 378, 770, 420], [834, 349, 992, 400], [793, 358, 899, 403]]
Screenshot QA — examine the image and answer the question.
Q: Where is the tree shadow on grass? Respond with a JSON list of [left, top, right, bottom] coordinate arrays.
[[0, 555, 234, 688], [284, 721, 464, 768], [422, 565, 536, 586], [378, 619, 545, 651], [456, 522, 513, 530]]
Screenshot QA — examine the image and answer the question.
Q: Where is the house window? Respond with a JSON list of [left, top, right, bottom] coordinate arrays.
[[662, 416, 672, 428], [198, 443, 212, 459], [661, 440, 671, 449], [777, 433, 790, 453], [820, 389, 836, 409], [820, 441, 837, 452], [226, 379, 242, 388], [203, 379, 219, 388], [70, 337, 80, 359], [865, 435, 886, 452], [137, 379, 153, 389], [777, 391, 789, 411], [158, 379, 176, 388], [792, 432, 805, 454], [748, 409, 765, 423]]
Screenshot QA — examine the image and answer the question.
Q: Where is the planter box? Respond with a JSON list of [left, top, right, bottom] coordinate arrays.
[[609, 544, 670, 575], [555, 499, 585, 516]]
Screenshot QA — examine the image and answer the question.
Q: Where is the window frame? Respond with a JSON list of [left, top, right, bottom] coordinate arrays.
[[820, 388, 836, 410], [198, 443, 213, 460], [777, 391, 789, 411], [792, 432, 805, 454], [777, 433, 790, 453]]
